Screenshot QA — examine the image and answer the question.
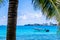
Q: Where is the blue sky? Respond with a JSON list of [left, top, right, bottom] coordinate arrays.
[[0, 0, 57, 25]]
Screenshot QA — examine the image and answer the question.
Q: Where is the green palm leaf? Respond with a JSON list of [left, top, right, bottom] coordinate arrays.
[[0, 0, 7, 8], [32, 0, 60, 19], [0, 0, 2, 3]]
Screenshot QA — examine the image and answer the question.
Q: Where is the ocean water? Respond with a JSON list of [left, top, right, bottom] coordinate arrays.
[[0, 25, 58, 40]]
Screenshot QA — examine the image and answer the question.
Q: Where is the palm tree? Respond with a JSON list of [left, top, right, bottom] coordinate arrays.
[[32, 0, 60, 24], [0, 0, 2, 3], [0, 0, 4, 6], [32, 0, 60, 33], [6, 0, 18, 40]]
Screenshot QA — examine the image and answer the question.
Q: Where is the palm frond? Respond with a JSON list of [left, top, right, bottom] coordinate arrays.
[[0, 0, 3, 3], [0, 0, 8, 8], [32, 0, 60, 19]]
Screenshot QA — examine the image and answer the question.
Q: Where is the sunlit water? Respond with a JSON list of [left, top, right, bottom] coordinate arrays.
[[0, 25, 58, 40]]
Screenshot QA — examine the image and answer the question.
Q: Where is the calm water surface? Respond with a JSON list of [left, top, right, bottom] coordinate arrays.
[[0, 25, 58, 40]]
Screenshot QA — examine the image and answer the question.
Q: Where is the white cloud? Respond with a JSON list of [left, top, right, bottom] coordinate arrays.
[[17, 12, 47, 25], [0, 16, 7, 25], [17, 11, 57, 25], [34, 14, 42, 18], [22, 15, 27, 20]]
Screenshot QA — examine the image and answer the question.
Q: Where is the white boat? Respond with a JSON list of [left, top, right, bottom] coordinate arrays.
[[34, 28, 49, 32]]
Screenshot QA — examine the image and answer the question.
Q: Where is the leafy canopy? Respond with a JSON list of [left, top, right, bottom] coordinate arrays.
[[0, 0, 2, 3], [32, 0, 60, 22]]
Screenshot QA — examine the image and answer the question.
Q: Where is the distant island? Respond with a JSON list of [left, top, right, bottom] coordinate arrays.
[[24, 23, 57, 26], [24, 24, 41, 26]]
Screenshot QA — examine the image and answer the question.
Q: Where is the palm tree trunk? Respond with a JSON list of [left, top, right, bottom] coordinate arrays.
[[58, 22, 60, 26], [57, 22, 60, 39], [58, 22, 60, 33], [6, 0, 18, 40]]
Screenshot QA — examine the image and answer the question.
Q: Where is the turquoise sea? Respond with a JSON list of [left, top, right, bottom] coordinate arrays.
[[0, 25, 59, 40]]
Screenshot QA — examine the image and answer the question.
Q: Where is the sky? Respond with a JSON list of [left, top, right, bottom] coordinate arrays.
[[0, 0, 57, 25]]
